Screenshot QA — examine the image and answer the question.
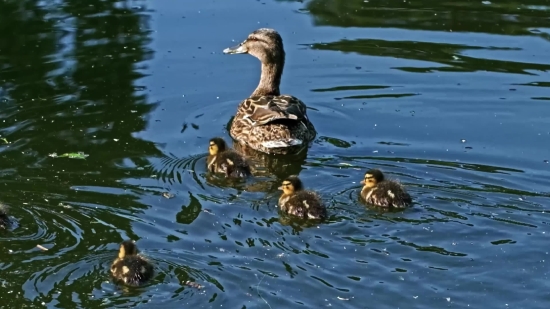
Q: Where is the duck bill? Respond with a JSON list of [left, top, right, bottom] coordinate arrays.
[[223, 44, 248, 54], [277, 186, 283, 190], [360, 180, 365, 185]]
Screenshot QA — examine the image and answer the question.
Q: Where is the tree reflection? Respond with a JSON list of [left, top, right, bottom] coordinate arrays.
[[304, 0, 550, 36], [0, 0, 160, 180]]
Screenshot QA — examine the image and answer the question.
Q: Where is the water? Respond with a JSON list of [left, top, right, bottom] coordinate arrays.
[[1, 0, 550, 307]]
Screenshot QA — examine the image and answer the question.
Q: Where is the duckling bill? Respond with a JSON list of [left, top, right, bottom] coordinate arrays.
[[278, 176, 327, 220], [360, 169, 412, 208], [110, 240, 154, 287], [207, 137, 252, 178], [223, 28, 317, 155]]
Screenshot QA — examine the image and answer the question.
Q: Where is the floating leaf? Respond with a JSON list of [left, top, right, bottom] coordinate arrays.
[[49, 152, 89, 159]]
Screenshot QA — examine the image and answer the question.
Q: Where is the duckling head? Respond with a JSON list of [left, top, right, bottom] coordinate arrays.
[[118, 239, 138, 259], [223, 28, 285, 65], [361, 169, 385, 188], [278, 175, 303, 195], [209, 137, 227, 156]]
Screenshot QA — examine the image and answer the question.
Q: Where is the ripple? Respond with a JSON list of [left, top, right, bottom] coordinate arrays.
[[21, 245, 217, 308]]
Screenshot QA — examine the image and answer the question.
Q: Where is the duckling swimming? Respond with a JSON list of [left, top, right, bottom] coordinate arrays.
[[0, 203, 11, 229], [207, 137, 252, 178], [223, 28, 317, 155], [110, 240, 154, 287], [278, 176, 327, 220], [360, 169, 412, 208]]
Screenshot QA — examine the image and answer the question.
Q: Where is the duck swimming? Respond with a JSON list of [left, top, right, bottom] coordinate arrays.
[[278, 176, 327, 220], [207, 137, 252, 178], [110, 240, 154, 287], [360, 169, 412, 208], [223, 28, 317, 155], [0, 203, 11, 229]]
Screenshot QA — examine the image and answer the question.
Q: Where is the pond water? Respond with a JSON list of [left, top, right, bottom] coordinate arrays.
[[1, 0, 550, 307]]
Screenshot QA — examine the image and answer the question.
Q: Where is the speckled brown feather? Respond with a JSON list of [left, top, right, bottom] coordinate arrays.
[[360, 180, 412, 209], [230, 95, 316, 155], [207, 149, 252, 178], [110, 255, 154, 287], [279, 190, 327, 220]]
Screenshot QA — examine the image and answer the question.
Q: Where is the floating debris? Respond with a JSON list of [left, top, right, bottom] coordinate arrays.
[[184, 280, 203, 289], [49, 152, 89, 159], [0, 137, 8, 144], [162, 192, 175, 199], [58, 203, 72, 209], [36, 244, 49, 251]]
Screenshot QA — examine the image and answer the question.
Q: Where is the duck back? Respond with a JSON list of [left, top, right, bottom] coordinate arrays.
[[361, 181, 412, 208], [111, 256, 154, 286], [281, 190, 326, 220]]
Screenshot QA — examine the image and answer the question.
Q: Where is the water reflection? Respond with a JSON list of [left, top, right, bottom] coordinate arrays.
[[0, 0, 206, 306], [1, 0, 550, 308], [305, 0, 550, 36]]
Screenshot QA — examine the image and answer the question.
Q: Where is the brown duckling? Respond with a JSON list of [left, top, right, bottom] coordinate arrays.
[[360, 169, 412, 208], [0, 203, 11, 229], [278, 176, 327, 220], [110, 240, 154, 287], [207, 137, 252, 178]]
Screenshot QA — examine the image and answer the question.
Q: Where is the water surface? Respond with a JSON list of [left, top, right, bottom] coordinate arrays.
[[1, 0, 550, 308]]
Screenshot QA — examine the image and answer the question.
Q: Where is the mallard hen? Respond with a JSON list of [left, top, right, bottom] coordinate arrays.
[[360, 169, 412, 208], [223, 28, 317, 155]]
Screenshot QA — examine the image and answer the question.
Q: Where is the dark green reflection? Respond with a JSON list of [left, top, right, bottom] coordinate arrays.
[[304, 0, 550, 36], [0, 0, 164, 307]]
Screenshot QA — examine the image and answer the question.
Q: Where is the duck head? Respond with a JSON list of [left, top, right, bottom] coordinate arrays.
[[278, 175, 303, 195], [361, 169, 384, 188]]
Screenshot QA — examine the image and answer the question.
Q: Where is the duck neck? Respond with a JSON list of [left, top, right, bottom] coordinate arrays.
[[252, 61, 283, 97]]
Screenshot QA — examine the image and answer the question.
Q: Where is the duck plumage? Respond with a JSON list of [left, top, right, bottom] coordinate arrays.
[[278, 176, 327, 220], [223, 28, 316, 155], [110, 240, 154, 287], [207, 137, 252, 178], [360, 169, 412, 208]]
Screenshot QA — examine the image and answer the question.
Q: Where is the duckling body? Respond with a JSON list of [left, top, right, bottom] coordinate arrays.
[[360, 169, 412, 208], [207, 137, 251, 178], [0, 203, 10, 229], [223, 28, 317, 155], [110, 240, 154, 287], [278, 176, 327, 220]]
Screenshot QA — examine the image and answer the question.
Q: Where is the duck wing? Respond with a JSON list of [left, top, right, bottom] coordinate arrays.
[[243, 95, 309, 126]]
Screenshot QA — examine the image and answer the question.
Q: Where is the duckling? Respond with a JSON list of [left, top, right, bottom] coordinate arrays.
[[223, 28, 317, 155], [110, 240, 154, 287], [360, 169, 412, 208], [207, 137, 252, 178], [0, 203, 11, 229], [278, 176, 327, 220]]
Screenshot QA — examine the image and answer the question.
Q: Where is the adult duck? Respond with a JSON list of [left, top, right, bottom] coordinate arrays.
[[223, 28, 317, 155]]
